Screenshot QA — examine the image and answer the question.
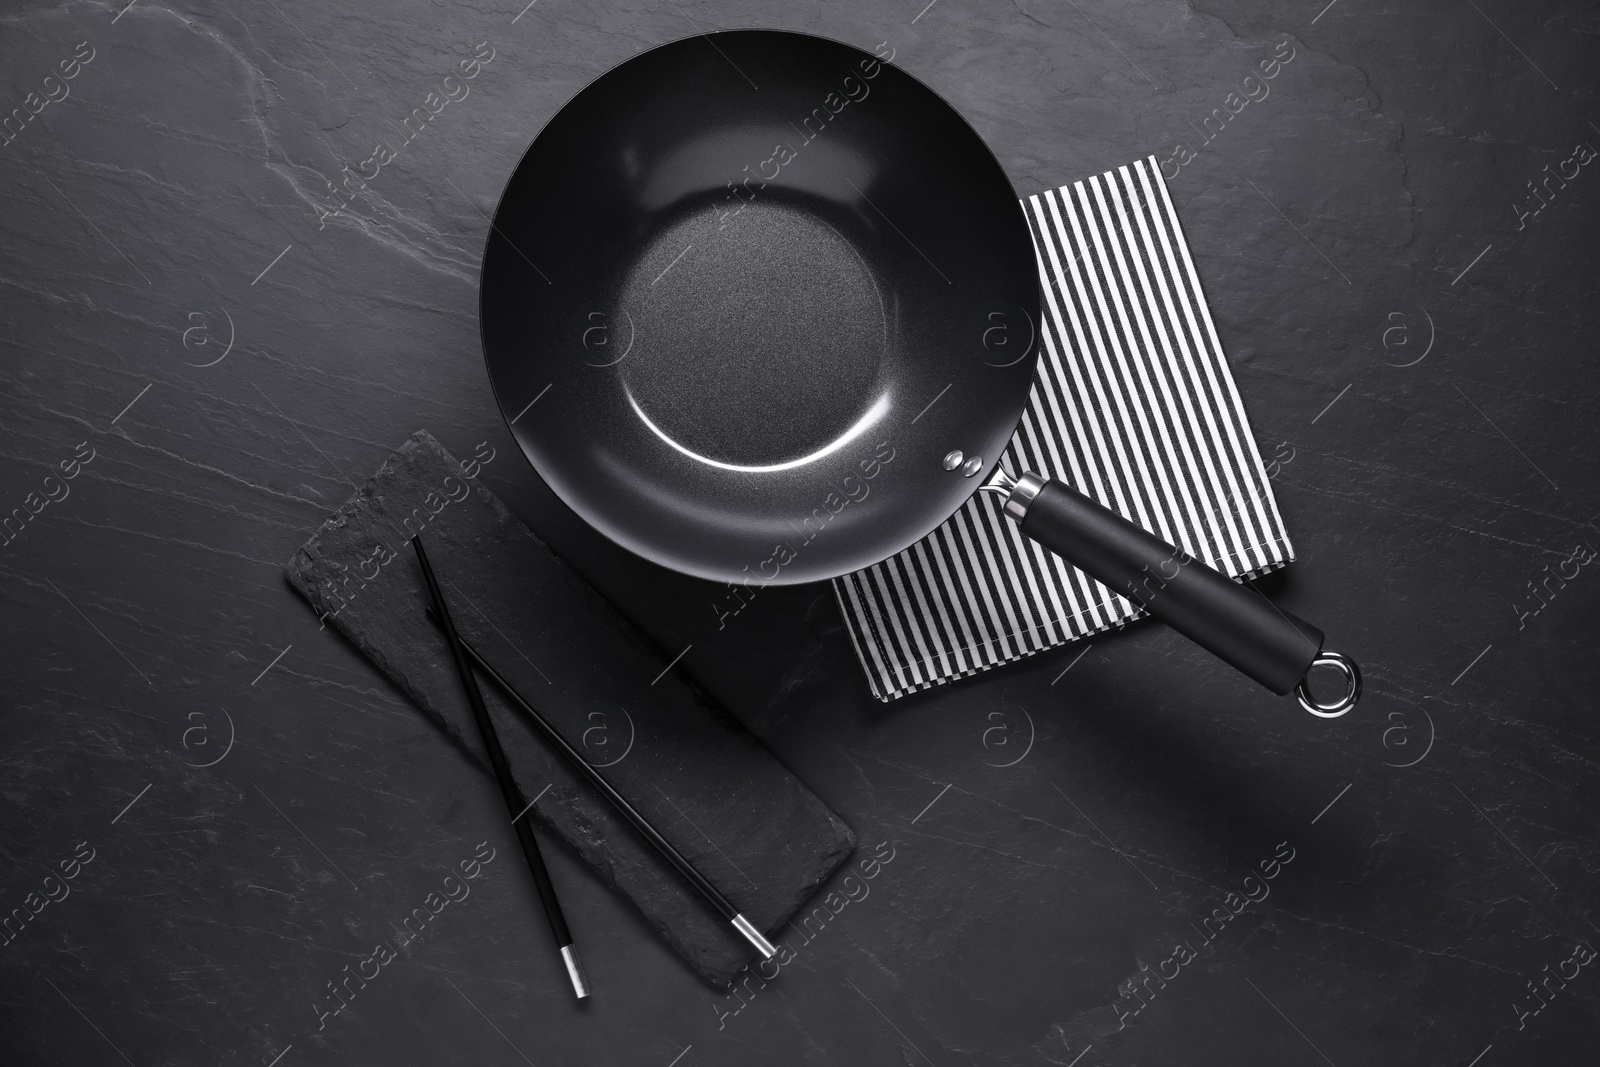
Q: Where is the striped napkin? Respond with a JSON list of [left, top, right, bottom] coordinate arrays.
[[834, 156, 1293, 701]]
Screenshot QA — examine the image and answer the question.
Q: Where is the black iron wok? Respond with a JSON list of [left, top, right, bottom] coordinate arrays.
[[479, 30, 1360, 716]]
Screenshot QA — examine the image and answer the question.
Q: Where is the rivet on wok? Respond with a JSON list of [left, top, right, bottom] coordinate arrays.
[[942, 450, 964, 471], [961, 456, 983, 477]]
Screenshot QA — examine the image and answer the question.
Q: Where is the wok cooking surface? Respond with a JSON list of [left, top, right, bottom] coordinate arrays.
[[481, 30, 1039, 584]]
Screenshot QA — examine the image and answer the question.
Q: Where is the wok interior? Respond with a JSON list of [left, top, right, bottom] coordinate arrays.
[[481, 31, 1039, 584]]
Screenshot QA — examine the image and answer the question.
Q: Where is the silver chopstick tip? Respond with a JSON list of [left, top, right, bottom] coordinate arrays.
[[731, 913, 776, 959], [561, 943, 591, 999]]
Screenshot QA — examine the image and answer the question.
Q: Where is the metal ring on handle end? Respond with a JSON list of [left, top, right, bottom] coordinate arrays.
[[1295, 651, 1361, 718]]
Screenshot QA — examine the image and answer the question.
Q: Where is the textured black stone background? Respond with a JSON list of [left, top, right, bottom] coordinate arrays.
[[1, 1, 1596, 1066]]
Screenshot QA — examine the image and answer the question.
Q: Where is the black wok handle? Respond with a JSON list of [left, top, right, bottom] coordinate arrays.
[[991, 472, 1359, 715]]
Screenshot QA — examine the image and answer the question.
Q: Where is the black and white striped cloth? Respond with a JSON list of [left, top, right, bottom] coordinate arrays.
[[834, 156, 1294, 701]]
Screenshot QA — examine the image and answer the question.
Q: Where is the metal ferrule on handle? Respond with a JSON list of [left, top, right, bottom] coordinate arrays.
[[985, 471, 1359, 716]]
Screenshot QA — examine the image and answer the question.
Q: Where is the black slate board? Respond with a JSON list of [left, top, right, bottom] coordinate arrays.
[[283, 430, 856, 988]]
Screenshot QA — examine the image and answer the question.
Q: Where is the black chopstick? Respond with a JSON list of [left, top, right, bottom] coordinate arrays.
[[411, 537, 590, 1000], [421, 606, 778, 961]]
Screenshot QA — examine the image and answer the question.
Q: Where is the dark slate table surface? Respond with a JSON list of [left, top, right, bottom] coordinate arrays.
[[2, 1, 1596, 1065]]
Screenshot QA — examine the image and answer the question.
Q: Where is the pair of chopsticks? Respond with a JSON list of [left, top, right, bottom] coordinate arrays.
[[412, 537, 589, 998], [411, 537, 776, 1001]]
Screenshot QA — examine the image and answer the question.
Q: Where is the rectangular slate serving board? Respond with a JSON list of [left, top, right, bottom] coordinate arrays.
[[284, 430, 857, 988]]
